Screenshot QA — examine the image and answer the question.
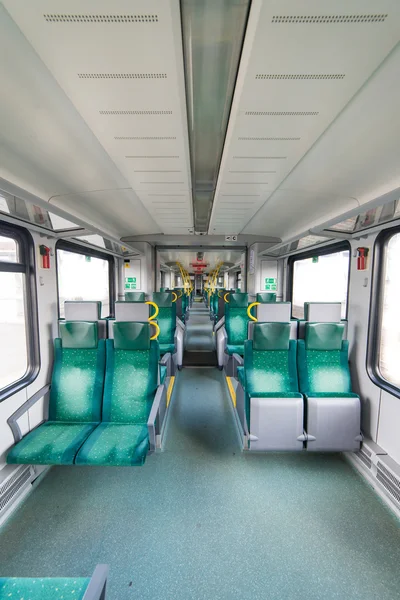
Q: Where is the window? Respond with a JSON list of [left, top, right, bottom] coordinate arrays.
[[376, 231, 400, 390], [56, 242, 114, 318], [236, 271, 242, 291], [0, 223, 39, 399], [290, 245, 350, 319]]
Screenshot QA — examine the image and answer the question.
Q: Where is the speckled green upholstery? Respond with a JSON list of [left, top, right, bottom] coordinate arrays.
[[125, 291, 145, 302], [256, 293, 276, 303], [152, 292, 176, 354], [76, 322, 159, 466], [242, 323, 300, 427], [7, 323, 105, 466], [160, 365, 167, 384], [0, 577, 90, 599], [225, 293, 249, 356], [297, 323, 352, 395]]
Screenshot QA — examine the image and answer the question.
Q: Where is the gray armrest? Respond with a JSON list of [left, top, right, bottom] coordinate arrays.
[[7, 384, 51, 443], [215, 316, 225, 332], [160, 352, 172, 378], [176, 317, 185, 330], [232, 353, 243, 378], [147, 384, 167, 452], [82, 564, 109, 600]]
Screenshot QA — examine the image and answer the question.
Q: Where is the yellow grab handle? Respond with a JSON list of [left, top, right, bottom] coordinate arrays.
[[247, 302, 260, 322], [149, 321, 160, 340], [176, 290, 183, 299], [218, 290, 224, 298], [171, 292, 178, 303], [146, 301, 159, 321], [224, 292, 230, 303]]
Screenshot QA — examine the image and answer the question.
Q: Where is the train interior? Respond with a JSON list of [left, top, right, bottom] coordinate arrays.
[[0, 1, 400, 599]]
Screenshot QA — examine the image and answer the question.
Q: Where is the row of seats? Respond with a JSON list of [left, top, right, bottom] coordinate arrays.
[[7, 321, 169, 467], [235, 321, 361, 452]]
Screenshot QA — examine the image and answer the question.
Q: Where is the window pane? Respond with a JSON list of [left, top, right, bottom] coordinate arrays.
[[0, 235, 18, 263], [0, 272, 28, 390], [57, 249, 110, 318], [378, 232, 400, 388], [292, 250, 350, 319]]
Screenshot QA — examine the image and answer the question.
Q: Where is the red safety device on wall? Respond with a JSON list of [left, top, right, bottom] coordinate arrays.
[[39, 245, 51, 269], [356, 247, 369, 271]]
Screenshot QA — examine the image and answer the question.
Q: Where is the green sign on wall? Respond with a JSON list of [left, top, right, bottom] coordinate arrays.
[[265, 277, 277, 291], [125, 276, 137, 290]]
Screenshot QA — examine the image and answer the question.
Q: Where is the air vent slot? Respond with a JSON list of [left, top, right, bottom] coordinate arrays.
[[44, 14, 158, 23], [0, 466, 33, 515], [377, 461, 400, 489], [100, 110, 172, 115], [356, 451, 372, 469], [256, 74, 345, 80], [245, 111, 319, 116], [271, 14, 387, 24], [78, 73, 167, 79], [376, 472, 400, 504], [116, 136, 176, 140], [238, 137, 300, 141]]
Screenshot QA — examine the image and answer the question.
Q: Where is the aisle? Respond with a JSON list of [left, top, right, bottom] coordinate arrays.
[[183, 301, 217, 366]]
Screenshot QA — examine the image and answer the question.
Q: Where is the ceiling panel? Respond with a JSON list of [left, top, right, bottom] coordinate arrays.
[[159, 249, 243, 273], [3, 0, 193, 235], [209, 0, 400, 235]]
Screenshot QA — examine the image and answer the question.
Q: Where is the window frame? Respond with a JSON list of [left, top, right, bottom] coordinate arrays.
[[55, 240, 116, 319], [0, 221, 40, 402], [287, 241, 351, 319], [367, 225, 400, 399]]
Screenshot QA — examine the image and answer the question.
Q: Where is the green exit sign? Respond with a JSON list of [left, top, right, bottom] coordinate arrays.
[[126, 277, 136, 283], [264, 277, 277, 291]]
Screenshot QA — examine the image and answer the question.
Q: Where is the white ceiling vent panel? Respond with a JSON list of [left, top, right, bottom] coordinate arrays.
[[209, 0, 400, 235], [4, 0, 193, 234]]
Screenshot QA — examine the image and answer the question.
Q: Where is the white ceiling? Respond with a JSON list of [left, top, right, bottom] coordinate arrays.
[[1, 0, 193, 236], [1, 0, 400, 245], [209, 0, 400, 239]]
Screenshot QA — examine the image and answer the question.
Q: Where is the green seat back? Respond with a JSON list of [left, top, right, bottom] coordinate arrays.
[[125, 292, 145, 302], [49, 322, 105, 422], [225, 293, 249, 345], [297, 322, 351, 394], [103, 322, 159, 424], [256, 293, 276, 303], [0, 578, 90, 599], [153, 292, 176, 344]]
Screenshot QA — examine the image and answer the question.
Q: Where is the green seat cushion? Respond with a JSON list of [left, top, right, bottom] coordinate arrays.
[[75, 423, 149, 466], [297, 339, 352, 395], [159, 343, 176, 354], [237, 366, 245, 388], [226, 344, 244, 356], [7, 422, 98, 466], [0, 577, 90, 600], [250, 392, 303, 398], [305, 392, 359, 398], [160, 364, 167, 384]]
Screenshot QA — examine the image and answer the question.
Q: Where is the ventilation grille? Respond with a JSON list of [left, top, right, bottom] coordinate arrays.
[[356, 450, 372, 469], [116, 136, 176, 140], [78, 73, 167, 79], [245, 111, 319, 116], [44, 14, 158, 23], [256, 74, 345, 80], [377, 461, 400, 490], [238, 137, 300, 141], [377, 471, 400, 505], [100, 110, 172, 115], [271, 14, 388, 24], [0, 466, 33, 514]]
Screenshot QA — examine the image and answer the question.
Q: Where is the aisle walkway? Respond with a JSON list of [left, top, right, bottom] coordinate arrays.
[[183, 300, 217, 366], [0, 303, 400, 599]]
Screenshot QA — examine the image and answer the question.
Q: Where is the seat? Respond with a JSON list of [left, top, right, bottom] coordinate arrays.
[[76, 322, 160, 466], [248, 302, 297, 339], [7, 322, 105, 466], [152, 291, 184, 368], [125, 291, 145, 302], [216, 293, 249, 371], [256, 293, 276, 303], [298, 302, 344, 338], [297, 322, 361, 451], [236, 322, 304, 451], [0, 564, 108, 600], [63, 300, 107, 338]]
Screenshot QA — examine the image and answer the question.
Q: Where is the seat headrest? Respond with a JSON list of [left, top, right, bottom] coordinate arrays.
[[64, 301, 101, 320], [257, 302, 291, 322], [304, 302, 342, 322], [305, 322, 344, 350], [229, 293, 248, 308], [125, 292, 145, 302], [115, 301, 150, 321], [153, 292, 172, 307], [60, 321, 98, 349], [253, 322, 291, 350], [256, 293, 276, 303], [113, 322, 151, 350]]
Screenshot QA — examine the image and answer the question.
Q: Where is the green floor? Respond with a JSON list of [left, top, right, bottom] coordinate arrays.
[[1, 306, 400, 599]]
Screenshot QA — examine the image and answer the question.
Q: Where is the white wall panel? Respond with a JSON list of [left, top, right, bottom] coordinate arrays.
[[377, 391, 400, 464]]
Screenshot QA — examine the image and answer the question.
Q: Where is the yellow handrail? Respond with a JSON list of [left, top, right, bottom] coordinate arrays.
[[224, 292, 230, 303], [247, 302, 260, 322], [171, 292, 178, 303], [149, 321, 160, 340], [146, 301, 159, 321]]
